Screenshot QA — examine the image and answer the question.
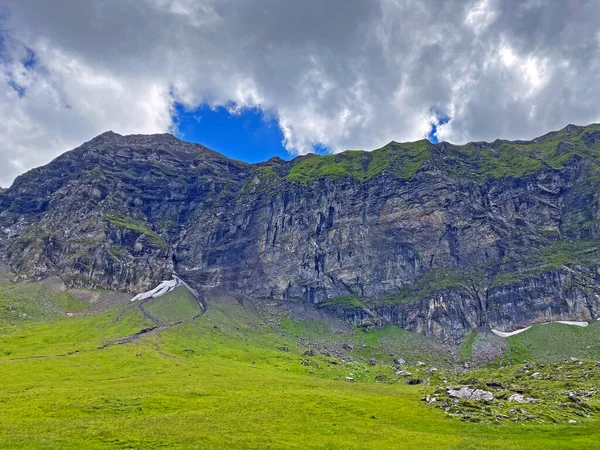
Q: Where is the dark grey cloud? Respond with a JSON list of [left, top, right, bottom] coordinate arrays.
[[0, 0, 599, 186]]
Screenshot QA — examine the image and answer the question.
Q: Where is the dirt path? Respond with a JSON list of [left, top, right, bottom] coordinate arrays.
[[137, 298, 167, 328]]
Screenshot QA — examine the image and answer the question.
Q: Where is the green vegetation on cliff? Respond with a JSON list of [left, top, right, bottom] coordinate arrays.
[[286, 123, 600, 184], [287, 140, 430, 184], [105, 213, 168, 249], [319, 294, 364, 309], [379, 268, 477, 304], [490, 238, 600, 288]]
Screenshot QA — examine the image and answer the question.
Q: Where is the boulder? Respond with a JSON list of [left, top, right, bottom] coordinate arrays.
[[508, 394, 534, 403], [567, 357, 583, 365], [447, 387, 494, 401], [567, 392, 583, 405], [422, 394, 437, 404]]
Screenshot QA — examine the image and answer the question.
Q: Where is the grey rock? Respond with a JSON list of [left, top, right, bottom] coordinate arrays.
[[508, 394, 535, 403], [3, 127, 600, 339], [567, 392, 583, 405], [447, 387, 494, 401], [422, 394, 437, 404]]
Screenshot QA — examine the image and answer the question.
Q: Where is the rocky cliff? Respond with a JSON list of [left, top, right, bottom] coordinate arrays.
[[2, 124, 600, 340]]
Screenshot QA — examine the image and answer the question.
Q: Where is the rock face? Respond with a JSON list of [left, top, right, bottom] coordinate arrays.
[[2, 124, 600, 340], [447, 387, 494, 401]]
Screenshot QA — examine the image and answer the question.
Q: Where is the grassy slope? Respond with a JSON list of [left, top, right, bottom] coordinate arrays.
[[144, 286, 201, 324], [0, 285, 598, 449], [431, 359, 600, 425], [0, 282, 89, 329], [502, 321, 600, 364]]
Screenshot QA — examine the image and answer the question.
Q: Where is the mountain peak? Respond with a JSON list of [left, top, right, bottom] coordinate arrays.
[[90, 130, 182, 145], [90, 130, 122, 143], [78, 130, 232, 163]]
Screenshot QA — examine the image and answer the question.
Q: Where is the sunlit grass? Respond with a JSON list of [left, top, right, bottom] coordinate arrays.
[[0, 285, 598, 448]]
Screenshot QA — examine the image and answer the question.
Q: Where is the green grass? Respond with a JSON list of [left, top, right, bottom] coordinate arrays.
[[353, 325, 453, 367], [0, 282, 89, 331], [285, 124, 600, 185], [105, 213, 168, 249], [502, 321, 600, 364], [460, 332, 477, 362], [0, 285, 599, 448], [430, 358, 600, 425], [256, 165, 280, 182], [280, 316, 336, 341], [319, 294, 364, 309], [144, 286, 201, 324], [240, 164, 283, 195], [286, 140, 431, 184], [437, 123, 600, 181]]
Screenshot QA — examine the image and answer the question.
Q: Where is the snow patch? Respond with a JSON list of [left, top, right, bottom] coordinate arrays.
[[555, 321, 588, 327], [131, 278, 181, 302], [491, 326, 532, 338], [492, 320, 589, 338]]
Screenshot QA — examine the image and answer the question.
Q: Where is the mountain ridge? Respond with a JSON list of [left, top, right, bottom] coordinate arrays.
[[2, 123, 600, 340]]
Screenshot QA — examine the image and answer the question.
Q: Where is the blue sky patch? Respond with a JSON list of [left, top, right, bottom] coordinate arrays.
[[8, 80, 25, 97], [173, 102, 440, 163], [22, 47, 36, 69], [427, 110, 451, 144], [173, 103, 293, 163]]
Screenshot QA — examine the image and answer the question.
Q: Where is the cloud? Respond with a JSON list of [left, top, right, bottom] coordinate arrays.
[[1, 0, 599, 186]]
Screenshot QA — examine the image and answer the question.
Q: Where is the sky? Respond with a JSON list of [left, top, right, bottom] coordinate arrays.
[[0, 0, 599, 186]]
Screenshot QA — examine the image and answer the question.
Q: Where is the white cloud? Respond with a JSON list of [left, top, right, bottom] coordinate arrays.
[[0, 0, 599, 186], [0, 35, 174, 185], [465, 0, 498, 35]]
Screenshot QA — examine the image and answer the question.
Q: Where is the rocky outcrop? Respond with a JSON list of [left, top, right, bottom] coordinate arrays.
[[2, 125, 600, 339], [447, 387, 494, 401]]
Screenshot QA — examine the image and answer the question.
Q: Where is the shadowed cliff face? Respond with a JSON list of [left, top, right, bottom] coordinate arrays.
[[2, 125, 600, 340]]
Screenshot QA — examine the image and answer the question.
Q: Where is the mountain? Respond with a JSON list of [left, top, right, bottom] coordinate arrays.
[[2, 124, 600, 341]]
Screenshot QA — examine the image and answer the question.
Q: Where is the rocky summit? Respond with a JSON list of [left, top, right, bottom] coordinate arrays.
[[2, 124, 600, 341]]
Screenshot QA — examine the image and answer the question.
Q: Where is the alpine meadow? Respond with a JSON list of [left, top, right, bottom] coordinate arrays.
[[2, 1, 600, 448]]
